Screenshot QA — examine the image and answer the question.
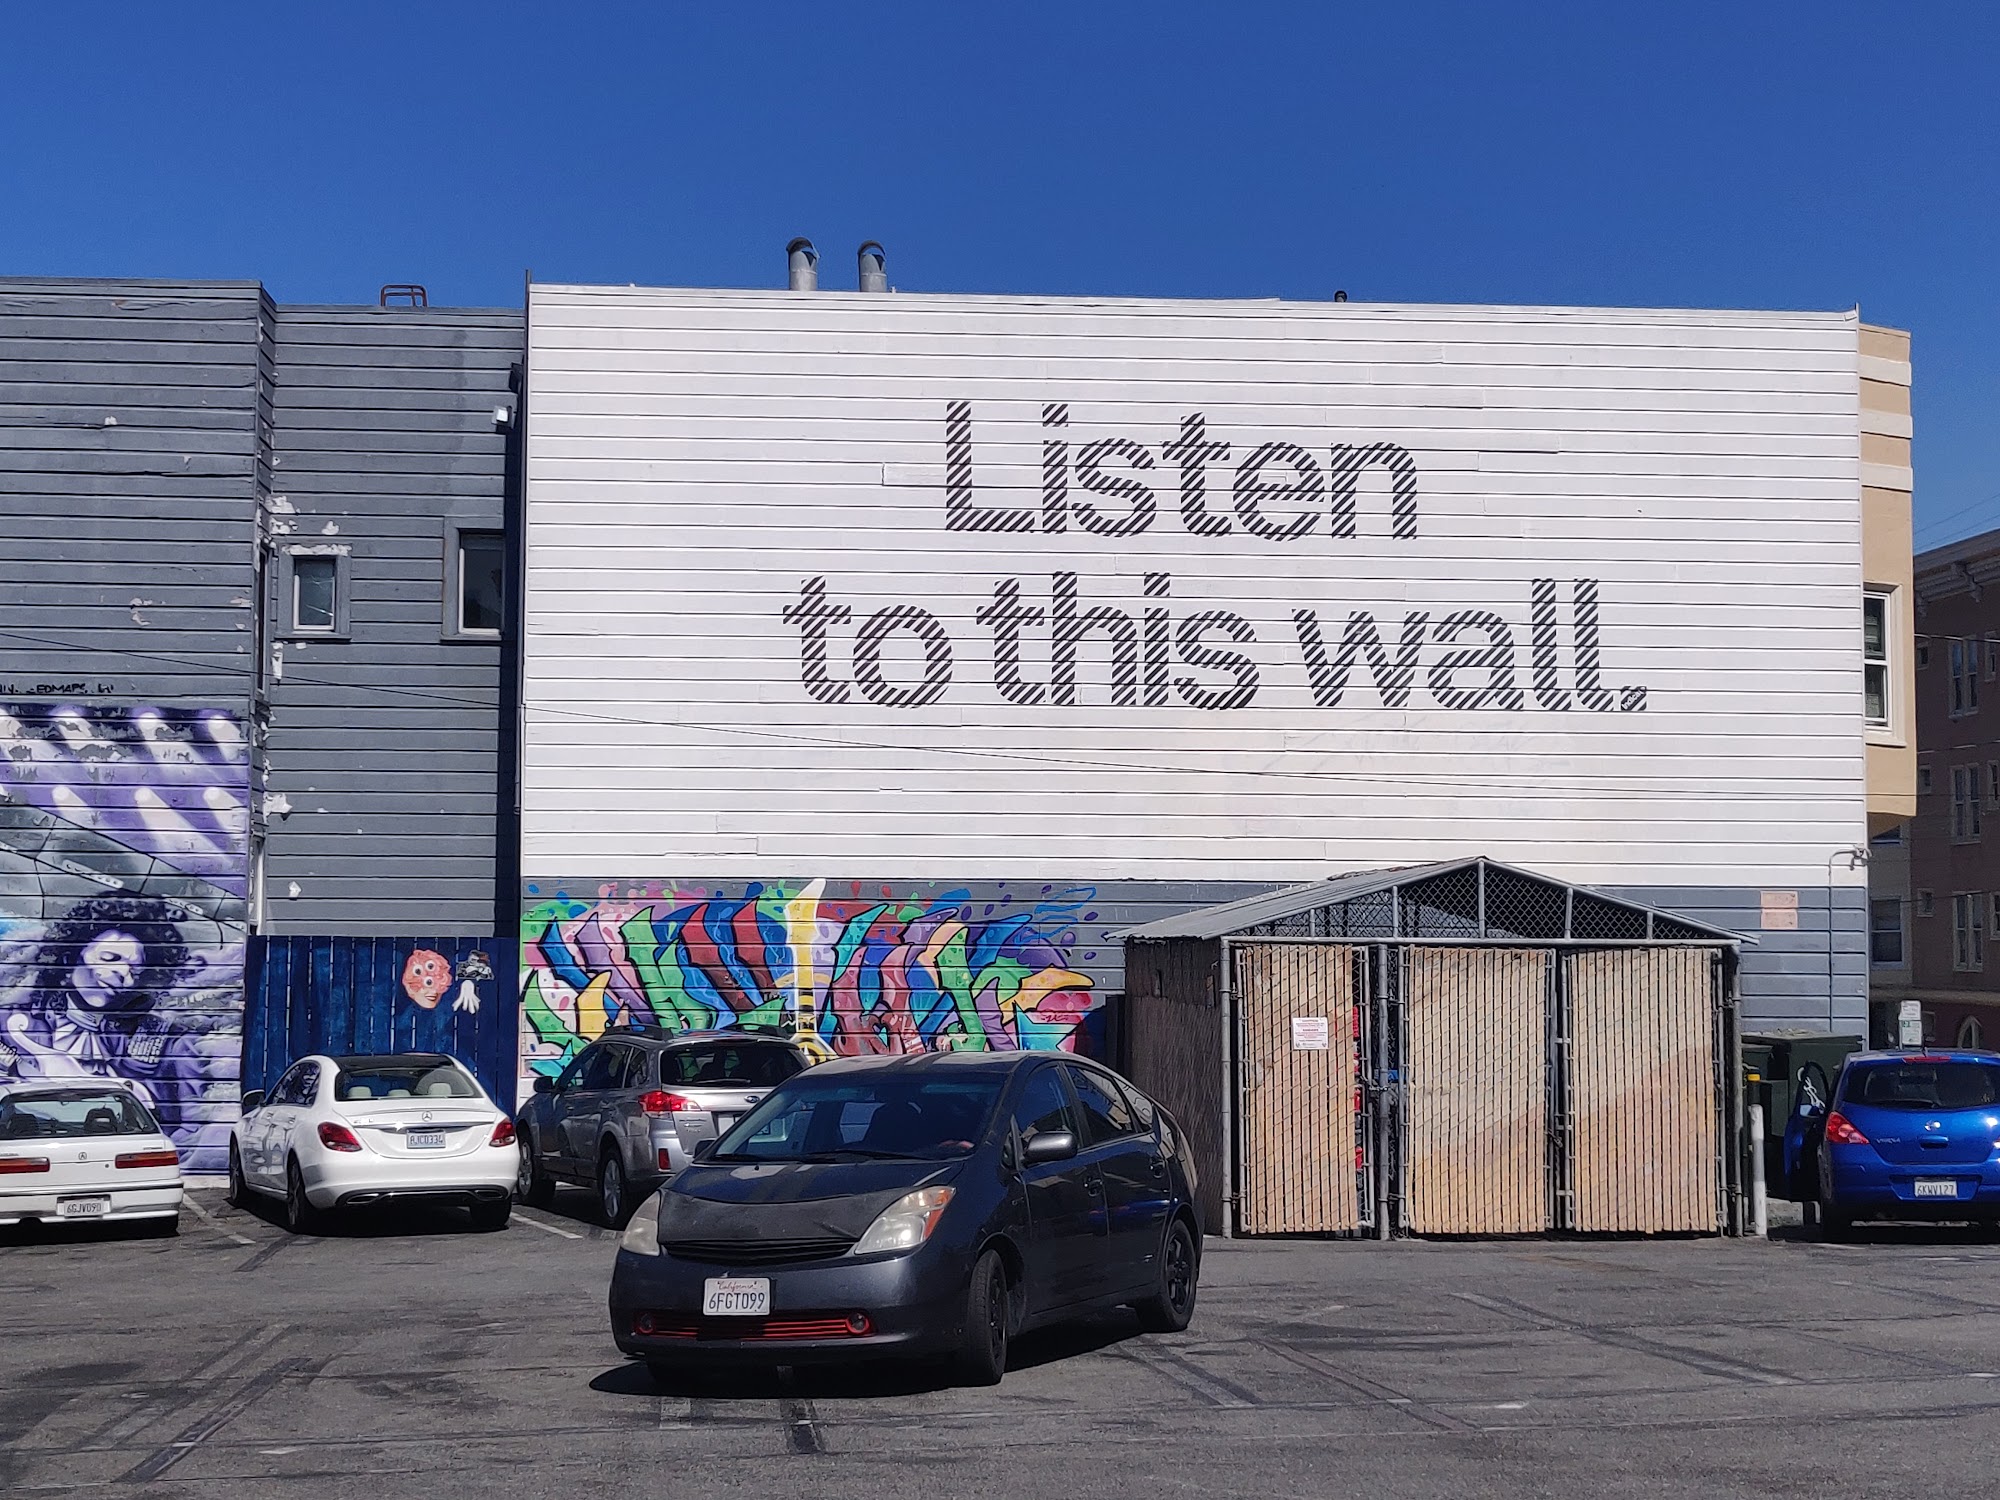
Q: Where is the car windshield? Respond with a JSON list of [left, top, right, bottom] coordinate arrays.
[[0, 1088, 160, 1140], [1844, 1061, 2000, 1111], [333, 1061, 480, 1103], [662, 1042, 803, 1089], [710, 1072, 1004, 1163]]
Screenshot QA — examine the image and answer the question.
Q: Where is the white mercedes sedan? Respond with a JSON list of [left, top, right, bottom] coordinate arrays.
[[0, 1080, 184, 1234], [228, 1052, 518, 1233]]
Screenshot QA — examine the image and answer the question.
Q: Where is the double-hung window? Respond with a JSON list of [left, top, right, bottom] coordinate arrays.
[[1952, 766, 1983, 842], [1954, 893, 1986, 971], [1950, 639, 1979, 717]]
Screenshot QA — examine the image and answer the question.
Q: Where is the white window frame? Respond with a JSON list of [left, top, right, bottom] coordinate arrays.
[[1950, 638, 1979, 717], [277, 546, 351, 641], [1952, 765, 1983, 842], [442, 522, 506, 643], [1869, 897, 1906, 968], [1862, 588, 1893, 732], [1954, 892, 1986, 972]]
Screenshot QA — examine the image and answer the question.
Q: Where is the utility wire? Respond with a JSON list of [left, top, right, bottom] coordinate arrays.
[[0, 624, 1865, 804]]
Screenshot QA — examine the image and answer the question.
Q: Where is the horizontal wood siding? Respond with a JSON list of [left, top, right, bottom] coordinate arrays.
[[0, 279, 265, 702], [522, 289, 1868, 899], [261, 307, 521, 936]]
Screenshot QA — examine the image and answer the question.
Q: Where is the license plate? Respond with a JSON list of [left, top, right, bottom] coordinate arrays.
[[1913, 1179, 1958, 1199], [711, 1113, 739, 1137], [407, 1129, 447, 1150], [702, 1277, 770, 1317], [59, 1196, 110, 1218]]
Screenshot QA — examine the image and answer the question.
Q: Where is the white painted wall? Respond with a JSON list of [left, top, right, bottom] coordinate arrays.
[[522, 287, 1866, 888]]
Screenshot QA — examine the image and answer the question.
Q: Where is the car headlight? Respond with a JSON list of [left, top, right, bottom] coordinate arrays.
[[619, 1190, 665, 1255], [850, 1186, 955, 1256]]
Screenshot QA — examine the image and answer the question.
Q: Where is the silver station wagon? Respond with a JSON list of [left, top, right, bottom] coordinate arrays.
[[513, 1026, 810, 1225]]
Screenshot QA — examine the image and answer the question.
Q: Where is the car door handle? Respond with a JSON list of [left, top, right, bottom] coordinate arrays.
[[1085, 1178, 1104, 1195]]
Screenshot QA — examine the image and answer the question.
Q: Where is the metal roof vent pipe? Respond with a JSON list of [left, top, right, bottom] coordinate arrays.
[[786, 238, 819, 291], [857, 241, 888, 292]]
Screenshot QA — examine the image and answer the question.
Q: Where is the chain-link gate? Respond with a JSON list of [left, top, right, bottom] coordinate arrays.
[[1232, 943, 1371, 1234]]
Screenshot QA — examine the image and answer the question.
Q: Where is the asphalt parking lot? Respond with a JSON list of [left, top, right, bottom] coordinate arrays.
[[3, 1190, 1998, 1500]]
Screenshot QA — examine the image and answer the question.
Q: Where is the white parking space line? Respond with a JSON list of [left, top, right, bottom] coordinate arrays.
[[181, 1194, 256, 1247], [511, 1207, 585, 1240]]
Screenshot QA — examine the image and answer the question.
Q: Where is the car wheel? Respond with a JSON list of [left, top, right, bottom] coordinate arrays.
[[226, 1142, 250, 1208], [470, 1198, 512, 1232], [284, 1158, 323, 1235], [1133, 1217, 1199, 1333], [516, 1133, 555, 1208], [952, 1249, 1010, 1387], [598, 1148, 631, 1228]]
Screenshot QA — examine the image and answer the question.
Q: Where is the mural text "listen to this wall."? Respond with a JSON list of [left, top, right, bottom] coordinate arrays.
[[0, 703, 250, 1173]]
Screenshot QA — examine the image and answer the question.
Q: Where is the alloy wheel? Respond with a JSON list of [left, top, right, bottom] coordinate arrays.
[[1165, 1225, 1194, 1315]]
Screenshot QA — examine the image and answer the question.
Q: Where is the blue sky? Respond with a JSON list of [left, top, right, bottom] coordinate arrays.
[[3, 2, 1993, 543]]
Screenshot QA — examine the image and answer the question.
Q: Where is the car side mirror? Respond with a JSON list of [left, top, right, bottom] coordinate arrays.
[[691, 1137, 716, 1162], [1022, 1130, 1077, 1165], [533, 1076, 554, 1096], [240, 1089, 265, 1114]]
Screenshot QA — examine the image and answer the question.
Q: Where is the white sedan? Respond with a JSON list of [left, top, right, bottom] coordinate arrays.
[[228, 1051, 518, 1233], [0, 1080, 184, 1234]]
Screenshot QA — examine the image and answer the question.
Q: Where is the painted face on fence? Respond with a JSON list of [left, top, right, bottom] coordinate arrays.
[[402, 949, 453, 1009], [71, 930, 145, 1010]]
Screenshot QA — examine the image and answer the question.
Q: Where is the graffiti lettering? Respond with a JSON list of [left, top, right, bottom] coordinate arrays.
[[519, 881, 1101, 1102]]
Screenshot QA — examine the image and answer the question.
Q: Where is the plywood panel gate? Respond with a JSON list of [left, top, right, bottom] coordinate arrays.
[[1403, 947, 1549, 1235], [1565, 948, 1721, 1233], [1234, 944, 1361, 1234]]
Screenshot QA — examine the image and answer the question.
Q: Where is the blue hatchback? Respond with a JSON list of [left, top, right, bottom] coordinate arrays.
[[1788, 1049, 2000, 1237]]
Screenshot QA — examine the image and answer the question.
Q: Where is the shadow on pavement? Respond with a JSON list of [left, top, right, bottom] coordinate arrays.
[[1769, 1217, 2000, 1246], [589, 1310, 1151, 1401]]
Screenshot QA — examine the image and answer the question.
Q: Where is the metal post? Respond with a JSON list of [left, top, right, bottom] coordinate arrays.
[[1747, 1100, 1768, 1238], [1218, 937, 1236, 1239]]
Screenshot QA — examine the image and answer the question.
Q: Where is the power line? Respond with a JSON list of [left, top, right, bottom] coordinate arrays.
[[0, 624, 1867, 804]]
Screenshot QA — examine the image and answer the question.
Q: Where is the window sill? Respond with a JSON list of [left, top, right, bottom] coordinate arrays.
[[441, 630, 504, 646], [278, 630, 350, 644], [1863, 726, 1905, 747]]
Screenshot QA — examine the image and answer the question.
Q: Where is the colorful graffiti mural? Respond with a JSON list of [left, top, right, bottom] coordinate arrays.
[[0, 703, 250, 1173], [520, 880, 1105, 1098]]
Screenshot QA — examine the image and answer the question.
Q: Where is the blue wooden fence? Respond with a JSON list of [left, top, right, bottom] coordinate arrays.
[[244, 937, 520, 1107]]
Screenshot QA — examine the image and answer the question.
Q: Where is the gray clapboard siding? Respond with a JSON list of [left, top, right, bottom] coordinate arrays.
[[0, 277, 265, 706], [260, 304, 521, 938]]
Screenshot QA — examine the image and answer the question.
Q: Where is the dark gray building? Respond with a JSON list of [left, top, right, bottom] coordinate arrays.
[[0, 276, 522, 1167]]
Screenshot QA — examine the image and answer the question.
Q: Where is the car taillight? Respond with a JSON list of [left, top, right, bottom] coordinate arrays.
[[489, 1118, 517, 1147], [640, 1091, 695, 1117], [115, 1149, 179, 1169], [0, 1156, 50, 1174], [1824, 1111, 1870, 1146], [318, 1122, 364, 1152]]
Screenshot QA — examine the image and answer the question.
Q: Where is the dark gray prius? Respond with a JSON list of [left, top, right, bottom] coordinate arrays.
[[608, 1049, 1202, 1385]]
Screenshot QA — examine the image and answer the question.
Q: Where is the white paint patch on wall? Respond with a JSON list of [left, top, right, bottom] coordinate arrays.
[[521, 287, 1866, 888]]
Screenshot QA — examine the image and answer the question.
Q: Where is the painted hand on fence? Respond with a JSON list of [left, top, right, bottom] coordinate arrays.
[[452, 979, 482, 1015]]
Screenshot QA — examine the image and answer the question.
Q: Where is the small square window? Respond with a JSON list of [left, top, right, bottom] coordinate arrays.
[[278, 548, 349, 639], [443, 524, 505, 641], [1917, 889, 1935, 918], [1918, 766, 1933, 796]]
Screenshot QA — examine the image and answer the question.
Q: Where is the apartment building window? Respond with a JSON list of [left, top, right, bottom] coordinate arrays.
[[1952, 766, 1982, 841], [1917, 889, 1935, 918], [1871, 823, 1904, 847], [1917, 641, 1930, 669], [444, 525, 505, 641], [1962, 1015, 1988, 1049], [1989, 763, 2000, 809], [1987, 636, 1999, 680], [1862, 591, 1892, 727], [1955, 893, 1987, 971], [1869, 899, 1905, 966], [1950, 639, 1979, 716], [278, 548, 350, 639], [1918, 766, 1934, 795], [1991, 896, 2000, 939]]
